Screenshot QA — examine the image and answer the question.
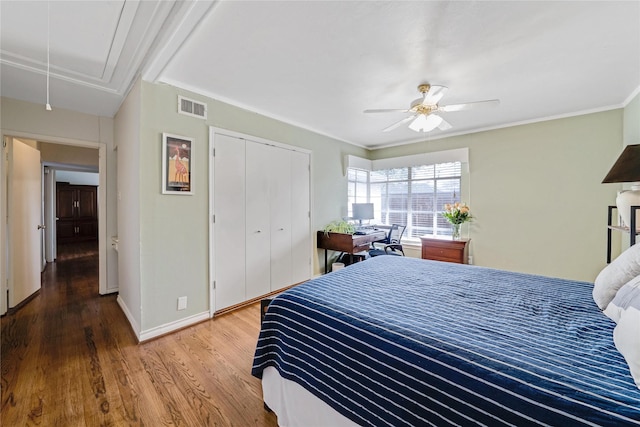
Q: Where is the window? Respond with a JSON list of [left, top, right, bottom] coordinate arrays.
[[347, 168, 369, 217], [347, 162, 462, 240]]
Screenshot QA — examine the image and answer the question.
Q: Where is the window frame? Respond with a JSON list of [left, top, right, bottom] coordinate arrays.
[[347, 161, 463, 242]]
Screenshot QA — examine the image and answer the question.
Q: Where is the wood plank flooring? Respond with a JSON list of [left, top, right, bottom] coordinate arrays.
[[1, 242, 278, 426]]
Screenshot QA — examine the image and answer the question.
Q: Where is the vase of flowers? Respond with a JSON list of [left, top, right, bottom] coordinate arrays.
[[442, 202, 471, 239]]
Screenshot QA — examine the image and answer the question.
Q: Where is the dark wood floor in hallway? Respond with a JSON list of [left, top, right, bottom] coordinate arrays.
[[1, 242, 278, 426]]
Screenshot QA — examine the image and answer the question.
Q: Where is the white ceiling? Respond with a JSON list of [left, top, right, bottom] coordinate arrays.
[[2, 1, 639, 149]]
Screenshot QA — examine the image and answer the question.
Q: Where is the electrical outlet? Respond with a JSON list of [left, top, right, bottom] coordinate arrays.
[[177, 296, 187, 310]]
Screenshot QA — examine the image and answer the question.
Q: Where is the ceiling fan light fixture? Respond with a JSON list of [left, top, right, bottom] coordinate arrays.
[[409, 114, 442, 132], [408, 114, 428, 132], [365, 82, 499, 133]]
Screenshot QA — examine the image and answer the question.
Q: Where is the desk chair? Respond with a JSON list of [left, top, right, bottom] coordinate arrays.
[[368, 224, 406, 257]]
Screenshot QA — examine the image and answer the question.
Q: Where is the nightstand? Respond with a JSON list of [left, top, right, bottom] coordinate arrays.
[[420, 236, 470, 264]]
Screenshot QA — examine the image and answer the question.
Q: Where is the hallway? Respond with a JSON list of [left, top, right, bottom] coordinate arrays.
[[1, 243, 277, 426]]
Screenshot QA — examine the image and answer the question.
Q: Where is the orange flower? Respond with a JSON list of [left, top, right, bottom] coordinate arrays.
[[442, 202, 472, 225]]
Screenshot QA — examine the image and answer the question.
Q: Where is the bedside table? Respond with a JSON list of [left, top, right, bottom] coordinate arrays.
[[420, 236, 470, 264]]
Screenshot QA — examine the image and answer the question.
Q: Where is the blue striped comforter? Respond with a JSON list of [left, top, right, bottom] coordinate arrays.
[[252, 256, 640, 426]]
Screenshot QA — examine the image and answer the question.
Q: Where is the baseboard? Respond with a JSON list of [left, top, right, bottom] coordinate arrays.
[[139, 311, 210, 342], [117, 295, 140, 340]]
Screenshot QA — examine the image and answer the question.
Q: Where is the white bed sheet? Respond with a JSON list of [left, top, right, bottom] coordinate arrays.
[[262, 366, 359, 427]]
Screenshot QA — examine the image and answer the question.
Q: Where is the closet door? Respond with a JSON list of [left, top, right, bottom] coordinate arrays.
[[56, 184, 98, 243], [269, 146, 293, 291], [56, 185, 76, 243], [290, 151, 311, 284], [213, 135, 246, 310], [245, 141, 272, 300], [76, 187, 97, 220]]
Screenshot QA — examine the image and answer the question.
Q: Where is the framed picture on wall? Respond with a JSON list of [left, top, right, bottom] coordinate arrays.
[[162, 133, 194, 195]]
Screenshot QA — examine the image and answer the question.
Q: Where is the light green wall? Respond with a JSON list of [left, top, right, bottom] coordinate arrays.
[[137, 81, 366, 332], [372, 110, 623, 281], [136, 81, 629, 332], [623, 91, 640, 145]]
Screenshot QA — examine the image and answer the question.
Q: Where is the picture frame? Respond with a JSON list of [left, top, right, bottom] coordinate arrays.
[[162, 133, 194, 195]]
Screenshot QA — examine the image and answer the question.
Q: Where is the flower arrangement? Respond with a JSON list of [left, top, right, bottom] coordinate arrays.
[[442, 202, 471, 239]]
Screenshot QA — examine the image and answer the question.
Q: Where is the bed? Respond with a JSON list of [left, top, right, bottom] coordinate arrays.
[[252, 255, 640, 426]]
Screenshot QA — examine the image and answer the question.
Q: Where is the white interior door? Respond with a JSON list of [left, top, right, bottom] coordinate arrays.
[[213, 134, 246, 310], [9, 138, 43, 307], [245, 141, 271, 300]]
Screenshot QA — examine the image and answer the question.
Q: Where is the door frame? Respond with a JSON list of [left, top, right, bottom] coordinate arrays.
[[0, 132, 107, 314]]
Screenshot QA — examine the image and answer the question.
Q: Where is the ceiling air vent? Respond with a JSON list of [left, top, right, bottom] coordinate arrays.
[[178, 95, 207, 119]]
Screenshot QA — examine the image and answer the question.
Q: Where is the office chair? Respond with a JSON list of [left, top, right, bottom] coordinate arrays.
[[368, 224, 406, 257]]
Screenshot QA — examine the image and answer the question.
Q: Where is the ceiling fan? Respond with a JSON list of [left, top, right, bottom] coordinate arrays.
[[364, 84, 499, 133]]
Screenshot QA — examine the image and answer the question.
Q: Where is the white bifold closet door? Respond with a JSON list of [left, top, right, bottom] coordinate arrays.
[[213, 134, 246, 310], [269, 146, 293, 291], [213, 133, 311, 312], [290, 150, 311, 284], [246, 141, 272, 300]]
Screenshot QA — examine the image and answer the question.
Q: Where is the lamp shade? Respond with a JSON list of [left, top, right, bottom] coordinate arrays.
[[603, 144, 640, 231], [602, 144, 640, 183]]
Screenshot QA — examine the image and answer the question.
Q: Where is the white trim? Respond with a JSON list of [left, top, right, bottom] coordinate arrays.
[[139, 311, 210, 342], [344, 155, 372, 173], [97, 144, 108, 294], [0, 137, 6, 315], [346, 148, 469, 172], [142, 1, 219, 83], [160, 78, 362, 148], [102, 1, 140, 81], [370, 104, 627, 150], [210, 127, 312, 155], [0, 56, 121, 94], [623, 85, 640, 107], [117, 295, 140, 339], [208, 127, 215, 318], [372, 148, 468, 170]]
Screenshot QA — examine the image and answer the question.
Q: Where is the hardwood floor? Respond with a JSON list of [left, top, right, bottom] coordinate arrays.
[[1, 242, 278, 426]]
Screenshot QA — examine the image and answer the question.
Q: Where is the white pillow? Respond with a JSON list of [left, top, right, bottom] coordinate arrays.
[[603, 275, 640, 323], [593, 243, 640, 310], [613, 305, 640, 389]]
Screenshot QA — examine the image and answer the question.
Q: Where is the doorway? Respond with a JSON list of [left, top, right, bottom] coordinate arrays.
[[2, 135, 108, 313]]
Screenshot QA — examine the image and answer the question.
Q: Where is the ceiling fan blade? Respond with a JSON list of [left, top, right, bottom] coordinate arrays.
[[437, 116, 452, 131], [364, 108, 409, 113], [423, 85, 448, 105], [438, 99, 500, 112], [382, 115, 417, 132]]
